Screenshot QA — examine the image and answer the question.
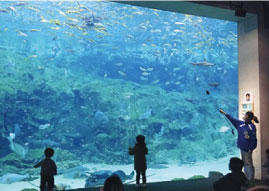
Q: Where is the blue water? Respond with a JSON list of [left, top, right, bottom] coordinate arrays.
[[0, 1, 238, 190]]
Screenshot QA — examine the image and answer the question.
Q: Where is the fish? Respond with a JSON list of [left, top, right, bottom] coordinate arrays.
[[39, 123, 51, 130], [37, 65, 44, 70], [175, 22, 185, 25], [67, 17, 79, 23], [8, 6, 17, 14], [219, 126, 230, 133], [118, 71, 126, 77], [165, 82, 170, 86], [150, 29, 162, 33], [94, 23, 107, 31], [66, 9, 80, 14], [14, 2, 27, 6], [126, 35, 134, 39], [208, 82, 220, 87], [0, 173, 30, 184], [26, 6, 40, 13], [133, 11, 143, 15], [30, 29, 41, 32], [58, 9, 66, 17], [153, 12, 159, 17], [118, 115, 130, 122], [58, 0, 64, 6], [152, 80, 160, 84], [16, 30, 28, 37], [138, 25, 147, 30], [7, 133, 28, 158], [40, 16, 49, 23], [50, 19, 61, 25], [141, 43, 147, 47], [173, 29, 183, 33], [142, 72, 150, 76], [139, 66, 147, 72], [189, 62, 215, 67]]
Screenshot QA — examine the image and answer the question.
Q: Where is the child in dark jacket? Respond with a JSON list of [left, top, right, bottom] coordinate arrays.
[[34, 147, 57, 191], [129, 135, 148, 188], [213, 157, 248, 191]]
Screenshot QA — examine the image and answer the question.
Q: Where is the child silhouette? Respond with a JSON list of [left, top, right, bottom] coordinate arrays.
[[34, 147, 57, 191], [129, 135, 148, 188]]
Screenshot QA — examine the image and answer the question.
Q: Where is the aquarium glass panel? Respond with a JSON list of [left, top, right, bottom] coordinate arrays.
[[0, 1, 238, 190]]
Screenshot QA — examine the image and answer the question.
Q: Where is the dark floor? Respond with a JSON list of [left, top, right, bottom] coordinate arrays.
[[67, 178, 216, 191]]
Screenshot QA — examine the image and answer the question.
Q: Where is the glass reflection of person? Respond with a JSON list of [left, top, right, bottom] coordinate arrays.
[[246, 93, 251, 102], [219, 109, 259, 182]]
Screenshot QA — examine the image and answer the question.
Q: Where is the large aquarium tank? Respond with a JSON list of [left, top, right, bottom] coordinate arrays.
[[0, 1, 239, 191]]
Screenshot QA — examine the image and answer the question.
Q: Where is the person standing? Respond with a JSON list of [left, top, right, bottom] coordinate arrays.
[[128, 135, 148, 188], [219, 109, 258, 181], [34, 147, 57, 191]]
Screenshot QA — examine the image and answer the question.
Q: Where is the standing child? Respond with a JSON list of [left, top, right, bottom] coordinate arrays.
[[34, 147, 57, 191], [263, 149, 269, 185], [129, 135, 148, 188]]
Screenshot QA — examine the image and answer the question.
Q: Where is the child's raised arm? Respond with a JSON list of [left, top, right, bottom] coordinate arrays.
[[33, 160, 42, 168]]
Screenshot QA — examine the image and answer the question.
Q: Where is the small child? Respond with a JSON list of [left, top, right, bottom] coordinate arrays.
[[263, 149, 269, 185], [34, 147, 57, 191], [213, 157, 248, 191], [128, 135, 148, 188]]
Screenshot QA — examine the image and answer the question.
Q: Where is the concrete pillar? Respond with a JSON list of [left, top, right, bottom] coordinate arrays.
[[258, 12, 269, 179], [238, 11, 269, 179], [238, 15, 261, 179]]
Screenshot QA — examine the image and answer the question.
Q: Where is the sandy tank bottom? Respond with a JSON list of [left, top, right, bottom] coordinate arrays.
[[0, 155, 238, 191]]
